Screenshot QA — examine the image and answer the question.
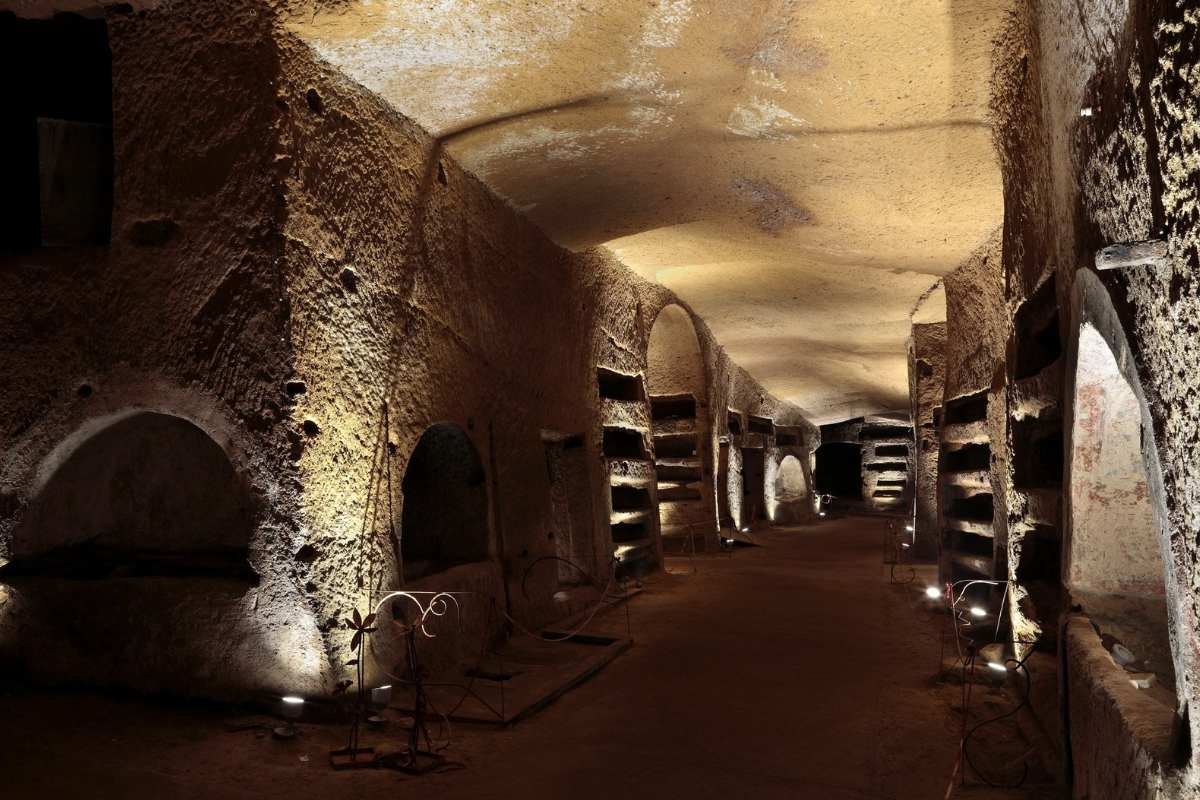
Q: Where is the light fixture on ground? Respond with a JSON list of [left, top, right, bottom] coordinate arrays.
[[925, 586, 942, 599], [987, 662, 1007, 672], [969, 606, 986, 618], [275, 696, 305, 739]]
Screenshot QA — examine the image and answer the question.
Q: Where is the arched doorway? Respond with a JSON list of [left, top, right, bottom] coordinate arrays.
[[400, 423, 490, 582], [1067, 323, 1173, 686], [646, 304, 713, 548]]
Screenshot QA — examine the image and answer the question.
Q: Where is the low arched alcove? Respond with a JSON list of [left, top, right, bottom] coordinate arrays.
[[400, 423, 490, 581], [0, 410, 328, 699], [11, 411, 256, 577]]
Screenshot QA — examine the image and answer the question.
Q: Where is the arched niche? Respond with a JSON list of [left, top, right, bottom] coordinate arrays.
[[646, 304, 713, 543], [646, 304, 707, 401], [0, 411, 327, 700], [10, 411, 256, 577], [774, 454, 808, 503], [1063, 270, 1186, 762], [400, 423, 491, 582], [1068, 323, 1164, 596], [769, 453, 810, 523]]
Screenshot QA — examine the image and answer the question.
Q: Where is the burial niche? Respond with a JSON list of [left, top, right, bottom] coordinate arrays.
[[400, 423, 490, 582], [8, 412, 255, 579], [1067, 322, 1173, 687]]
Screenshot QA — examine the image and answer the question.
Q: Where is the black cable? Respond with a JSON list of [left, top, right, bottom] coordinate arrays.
[[961, 650, 1035, 788]]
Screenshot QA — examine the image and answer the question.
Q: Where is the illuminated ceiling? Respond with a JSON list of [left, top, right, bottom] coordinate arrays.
[[290, 0, 1007, 423]]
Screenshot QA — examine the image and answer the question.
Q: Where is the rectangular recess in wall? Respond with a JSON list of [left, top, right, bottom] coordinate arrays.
[[1014, 277, 1062, 380], [944, 530, 994, 559], [876, 478, 907, 488], [748, 415, 774, 435], [658, 484, 701, 503], [656, 463, 701, 482], [775, 431, 800, 446], [864, 461, 907, 473], [596, 367, 644, 402], [873, 490, 902, 498], [1015, 525, 1061, 583], [859, 425, 912, 441], [649, 393, 696, 420], [602, 427, 648, 460], [610, 521, 648, 544], [2, 14, 114, 250], [944, 391, 988, 425], [1012, 419, 1063, 489], [875, 444, 908, 458], [610, 485, 652, 512], [727, 410, 743, 435], [654, 434, 697, 459], [942, 442, 990, 472], [948, 493, 994, 523]]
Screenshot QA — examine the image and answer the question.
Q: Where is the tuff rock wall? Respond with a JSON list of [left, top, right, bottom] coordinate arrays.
[[0, 0, 817, 699], [991, 0, 1200, 794]]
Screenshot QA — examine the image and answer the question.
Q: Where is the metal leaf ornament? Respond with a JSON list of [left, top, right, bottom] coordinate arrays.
[[347, 608, 378, 652]]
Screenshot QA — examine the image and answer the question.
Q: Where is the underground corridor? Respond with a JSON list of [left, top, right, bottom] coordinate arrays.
[[1, 2, 1199, 799]]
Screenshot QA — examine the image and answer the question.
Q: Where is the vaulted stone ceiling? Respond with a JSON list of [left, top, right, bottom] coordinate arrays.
[[290, 0, 1007, 423]]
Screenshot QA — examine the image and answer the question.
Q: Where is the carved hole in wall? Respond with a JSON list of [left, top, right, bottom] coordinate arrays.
[[948, 493, 993, 523], [1015, 276, 1062, 380], [773, 455, 807, 503], [943, 442, 990, 472], [5, 412, 256, 581], [1013, 419, 1063, 489], [865, 461, 908, 473], [727, 410, 743, 435], [875, 444, 908, 458], [602, 427, 648, 460], [815, 442, 862, 499], [748, 415, 774, 435], [596, 367, 644, 402], [859, 424, 912, 441], [400, 423, 490, 582], [2, 13, 113, 249], [944, 390, 988, 425], [650, 394, 695, 420]]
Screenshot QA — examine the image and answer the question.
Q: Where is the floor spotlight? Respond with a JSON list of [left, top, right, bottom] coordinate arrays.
[[924, 586, 942, 599]]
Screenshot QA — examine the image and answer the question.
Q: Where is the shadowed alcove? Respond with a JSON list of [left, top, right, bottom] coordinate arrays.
[[400, 423, 491, 582], [9, 411, 255, 578], [1067, 322, 1174, 690]]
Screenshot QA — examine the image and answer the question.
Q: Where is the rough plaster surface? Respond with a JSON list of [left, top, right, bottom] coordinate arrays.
[[285, 0, 1009, 423]]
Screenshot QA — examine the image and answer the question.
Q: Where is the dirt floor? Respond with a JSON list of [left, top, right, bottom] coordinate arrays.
[[0, 516, 1060, 799]]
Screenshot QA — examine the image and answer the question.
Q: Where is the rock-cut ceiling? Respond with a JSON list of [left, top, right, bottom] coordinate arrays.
[[291, 0, 1008, 423]]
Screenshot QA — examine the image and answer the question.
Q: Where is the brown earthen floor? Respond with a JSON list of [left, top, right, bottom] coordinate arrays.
[[0, 516, 1058, 799]]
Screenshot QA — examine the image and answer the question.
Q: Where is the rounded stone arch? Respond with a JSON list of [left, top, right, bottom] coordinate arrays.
[[399, 422, 491, 582], [1065, 270, 1183, 698], [645, 303, 714, 542], [646, 303, 708, 402], [12, 410, 257, 569], [774, 454, 808, 502]]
